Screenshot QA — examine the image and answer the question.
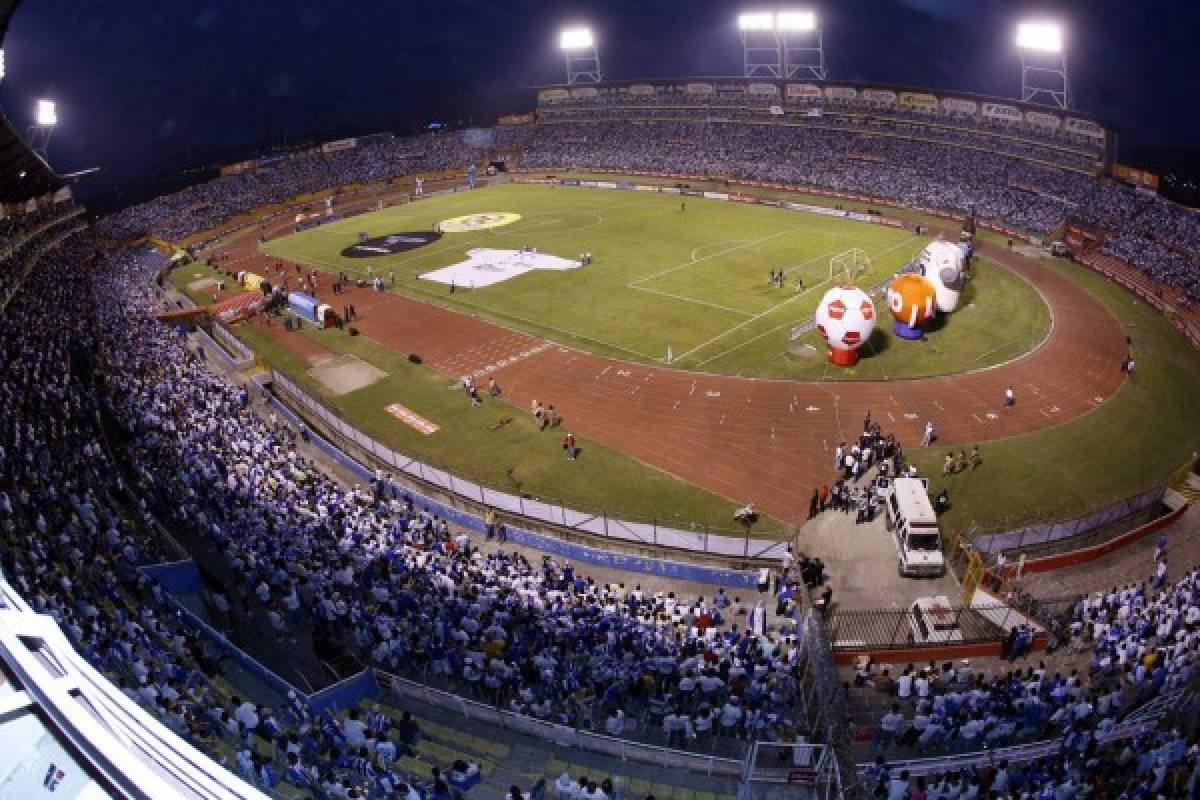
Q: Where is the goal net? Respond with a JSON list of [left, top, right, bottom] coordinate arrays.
[[828, 248, 871, 284]]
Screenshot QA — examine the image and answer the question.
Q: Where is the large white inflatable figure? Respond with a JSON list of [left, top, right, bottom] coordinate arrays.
[[814, 286, 877, 366], [919, 240, 967, 313]]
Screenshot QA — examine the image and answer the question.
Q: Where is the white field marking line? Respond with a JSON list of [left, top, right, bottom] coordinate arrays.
[[630, 245, 840, 320], [690, 239, 750, 262], [971, 338, 1021, 363], [690, 234, 921, 366], [627, 223, 857, 288], [627, 285, 754, 317], [258, 249, 663, 361], [409, 287, 663, 362], [485, 195, 661, 240]]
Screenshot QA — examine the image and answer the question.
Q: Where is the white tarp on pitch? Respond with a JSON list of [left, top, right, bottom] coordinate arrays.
[[419, 248, 582, 288]]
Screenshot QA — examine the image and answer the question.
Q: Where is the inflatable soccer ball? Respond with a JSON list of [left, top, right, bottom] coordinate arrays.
[[814, 286, 876, 366], [887, 274, 938, 339]]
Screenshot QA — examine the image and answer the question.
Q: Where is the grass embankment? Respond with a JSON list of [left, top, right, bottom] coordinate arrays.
[[235, 321, 788, 537], [912, 256, 1200, 536]]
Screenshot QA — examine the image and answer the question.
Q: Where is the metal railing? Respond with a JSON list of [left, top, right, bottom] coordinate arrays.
[[209, 320, 255, 367], [966, 486, 1166, 553], [374, 670, 744, 777], [828, 604, 1016, 651]]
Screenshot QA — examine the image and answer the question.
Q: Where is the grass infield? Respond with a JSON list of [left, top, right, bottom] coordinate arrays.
[[260, 184, 1048, 380]]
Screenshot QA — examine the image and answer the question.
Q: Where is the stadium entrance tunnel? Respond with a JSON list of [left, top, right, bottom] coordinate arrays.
[[340, 231, 442, 258]]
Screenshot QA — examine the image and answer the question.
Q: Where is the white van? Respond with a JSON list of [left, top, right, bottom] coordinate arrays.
[[884, 477, 946, 577]]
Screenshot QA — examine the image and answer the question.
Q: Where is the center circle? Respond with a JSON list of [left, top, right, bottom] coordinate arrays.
[[438, 212, 522, 232]]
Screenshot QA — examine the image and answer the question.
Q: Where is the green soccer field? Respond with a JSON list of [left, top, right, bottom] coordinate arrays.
[[261, 184, 1048, 378]]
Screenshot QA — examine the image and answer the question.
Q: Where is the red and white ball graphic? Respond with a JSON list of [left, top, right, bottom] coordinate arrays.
[[814, 286, 876, 353]]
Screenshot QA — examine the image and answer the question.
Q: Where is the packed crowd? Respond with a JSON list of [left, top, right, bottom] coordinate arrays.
[[854, 556, 1200, 798], [537, 89, 1106, 159], [0, 237, 535, 797], [535, 106, 1097, 172], [98, 132, 481, 242], [497, 120, 1098, 235], [0, 202, 80, 305]]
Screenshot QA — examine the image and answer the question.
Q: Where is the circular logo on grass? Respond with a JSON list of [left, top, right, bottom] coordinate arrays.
[[340, 231, 443, 258], [438, 212, 521, 233]]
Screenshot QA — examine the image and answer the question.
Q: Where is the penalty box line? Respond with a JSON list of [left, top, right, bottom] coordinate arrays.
[[625, 244, 842, 319], [627, 222, 860, 289], [685, 234, 921, 366]]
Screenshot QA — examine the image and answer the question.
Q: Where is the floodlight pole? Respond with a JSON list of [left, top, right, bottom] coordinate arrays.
[[564, 44, 602, 85], [782, 25, 827, 79], [28, 125, 53, 160], [1019, 48, 1070, 109], [742, 29, 783, 78]]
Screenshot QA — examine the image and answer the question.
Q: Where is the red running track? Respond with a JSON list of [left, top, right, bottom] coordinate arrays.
[[208, 190, 1128, 524]]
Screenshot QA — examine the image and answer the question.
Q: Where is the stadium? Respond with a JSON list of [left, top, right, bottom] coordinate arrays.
[[1, 3, 1200, 799]]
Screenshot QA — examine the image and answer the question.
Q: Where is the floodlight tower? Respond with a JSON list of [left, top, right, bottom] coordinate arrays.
[[739, 12, 782, 78], [29, 99, 56, 160], [1016, 21, 1069, 109], [739, 11, 826, 80], [559, 27, 601, 85], [778, 11, 826, 80]]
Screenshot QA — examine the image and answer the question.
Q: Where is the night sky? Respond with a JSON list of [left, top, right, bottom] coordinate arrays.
[[1, 0, 1197, 208]]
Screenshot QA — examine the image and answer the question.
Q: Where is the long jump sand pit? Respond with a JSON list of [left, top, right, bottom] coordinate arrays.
[[307, 354, 386, 396], [187, 277, 219, 292]]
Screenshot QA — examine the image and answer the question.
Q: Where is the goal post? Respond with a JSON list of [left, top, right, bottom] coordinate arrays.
[[828, 248, 871, 284]]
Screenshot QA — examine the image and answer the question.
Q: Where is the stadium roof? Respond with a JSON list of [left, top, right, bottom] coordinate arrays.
[[0, 0, 64, 204]]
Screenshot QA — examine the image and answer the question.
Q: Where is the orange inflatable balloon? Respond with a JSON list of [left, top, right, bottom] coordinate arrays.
[[886, 274, 938, 330]]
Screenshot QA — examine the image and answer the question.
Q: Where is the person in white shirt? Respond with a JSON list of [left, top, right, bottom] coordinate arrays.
[[720, 695, 739, 734], [343, 709, 366, 749], [555, 772, 580, 800], [877, 704, 903, 747], [233, 698, 259, 733]]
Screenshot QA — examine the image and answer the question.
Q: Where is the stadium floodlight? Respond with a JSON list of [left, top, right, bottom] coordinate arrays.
[[777, 11, 817, 31], [739, 10, 826, 80], [1016, 22, 1063, 52], [1016, 20, 1069, 108], [36, 100, 57, 127], [558, 27, 594, 51], [738, 12, 775, 31], [558, 26, 601, 85], [29, 100, 57, 161]]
